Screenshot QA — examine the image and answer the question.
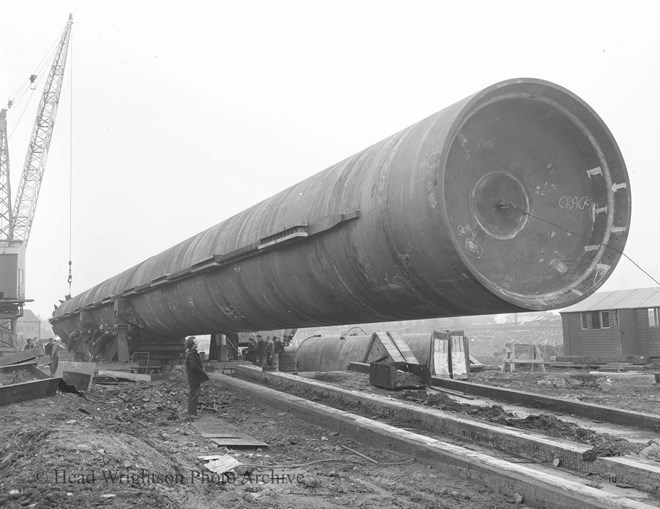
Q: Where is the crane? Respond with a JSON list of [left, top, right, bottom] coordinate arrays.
[[0, 109, 11, 240], [0, 15, 73, 352]]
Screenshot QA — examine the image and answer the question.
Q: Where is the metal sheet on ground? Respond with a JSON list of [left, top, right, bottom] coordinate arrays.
[[62, 371, 93, 392], [193, 417, 268, 448], [0, 377, 59, 406], [0, 348, 41, 366], [57, 361, 96, 390]]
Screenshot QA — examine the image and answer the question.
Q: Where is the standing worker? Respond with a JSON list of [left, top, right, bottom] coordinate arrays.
[[246, 334, 258, 365], [50, 339, 61, 376], [273, 336, 284, 369], [256, 335, 266, 367], [265, 336, 275, 368], [44, 338, 54, 357], [185, 336, 209, 418]]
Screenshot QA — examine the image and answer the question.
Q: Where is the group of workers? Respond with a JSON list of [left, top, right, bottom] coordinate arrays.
[[65, 325, 140, 362], [67, 327, 117, 361], [22, 337, 62, 375], [243, 334, 285, 367]]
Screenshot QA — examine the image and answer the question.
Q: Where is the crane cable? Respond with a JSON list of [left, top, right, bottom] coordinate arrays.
[[67, 30, 74, 297], [497, 200, 660, 287], [7, 35, 60, 139]]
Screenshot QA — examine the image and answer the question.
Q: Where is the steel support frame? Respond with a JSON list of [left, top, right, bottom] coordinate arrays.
[[0, 304, 23, 350]]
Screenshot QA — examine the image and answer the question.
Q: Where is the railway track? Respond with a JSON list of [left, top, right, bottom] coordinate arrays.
[[211, 367, 660, 509]]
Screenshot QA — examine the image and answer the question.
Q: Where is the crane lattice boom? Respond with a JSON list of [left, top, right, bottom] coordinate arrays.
[[11, 14, 73, 244], [0, 109, 11, 240]]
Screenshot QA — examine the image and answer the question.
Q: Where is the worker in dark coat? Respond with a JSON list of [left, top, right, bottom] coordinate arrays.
[[44, 338, 54, 356], [273, 336, 284, 369], [256, 335, 266, 367], [185, 336, 209, 417], [265, 336, 275, 367], [246, 334, 258, 365], [50, 340, 61, 376]]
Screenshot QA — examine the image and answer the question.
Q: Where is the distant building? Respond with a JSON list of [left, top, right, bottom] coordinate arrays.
[[560, 287, 660, 362], [16, 309, 41, 347]]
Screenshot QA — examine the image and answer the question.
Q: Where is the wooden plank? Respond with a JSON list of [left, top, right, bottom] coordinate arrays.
[[505, 360, 546, 364], [209, 437, 268, 448], [199, 432, 242, 439], [432, 334, 450, 377], [374, 332, 406, 363], [55, 361, 97, 380], [347, 361, 370, 373], [385, 331, 419, 365], [192, 416, 237, 435], [450, 333, 469, 379], [96, 361, 137, 372], [97, 369, 151, 382]]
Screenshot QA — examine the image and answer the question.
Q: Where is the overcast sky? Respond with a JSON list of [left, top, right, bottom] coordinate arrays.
[[1, 0, 659, 320]]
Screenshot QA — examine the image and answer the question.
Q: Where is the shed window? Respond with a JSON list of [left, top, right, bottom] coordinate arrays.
[[580, 311, 610, 329], [649, 308, 660, 328], [601, 312, 610, 328]]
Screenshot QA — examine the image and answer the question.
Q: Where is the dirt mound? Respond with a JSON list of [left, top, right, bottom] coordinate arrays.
[[582, 441, 641, 462], [397, 390, 510, 420], [395, 391, 645, 458], [497, 413, 644, 459]]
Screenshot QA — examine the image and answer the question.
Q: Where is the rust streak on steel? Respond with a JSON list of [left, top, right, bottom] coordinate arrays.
[[51, 78, 631, 339]]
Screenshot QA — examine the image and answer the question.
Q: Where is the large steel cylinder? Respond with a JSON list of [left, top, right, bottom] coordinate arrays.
[[51, 78, 631, 339], [294, 335, 372, 372], [292, 333, 436, 372]]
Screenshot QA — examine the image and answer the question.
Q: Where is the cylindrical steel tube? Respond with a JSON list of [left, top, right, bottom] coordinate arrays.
[[292, 333, 435, 372], [294, 335, 372, 372], [52, 78, 631, 339]]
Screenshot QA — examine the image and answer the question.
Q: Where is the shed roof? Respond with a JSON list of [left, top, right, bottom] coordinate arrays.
[[560, 287, 660, 314], [18, 309, 41, 323]]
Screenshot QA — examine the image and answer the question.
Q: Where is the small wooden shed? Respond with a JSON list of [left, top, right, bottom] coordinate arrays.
[[560, 287, 660, 363]]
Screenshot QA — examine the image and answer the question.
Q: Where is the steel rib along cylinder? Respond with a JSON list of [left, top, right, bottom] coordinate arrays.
[[51, 78, 631, 339]]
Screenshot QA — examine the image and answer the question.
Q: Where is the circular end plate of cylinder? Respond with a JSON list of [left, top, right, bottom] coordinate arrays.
[[443, 80, 631, 310]]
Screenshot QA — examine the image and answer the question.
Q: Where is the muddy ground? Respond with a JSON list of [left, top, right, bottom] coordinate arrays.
[[469, 369, 660, 414], [0, 373, 522, 509]]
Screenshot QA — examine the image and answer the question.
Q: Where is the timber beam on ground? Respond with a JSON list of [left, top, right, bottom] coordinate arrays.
[[233, 366, 660, 494], [211, 372, 658, 509], [429, 377, 660, 432]]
